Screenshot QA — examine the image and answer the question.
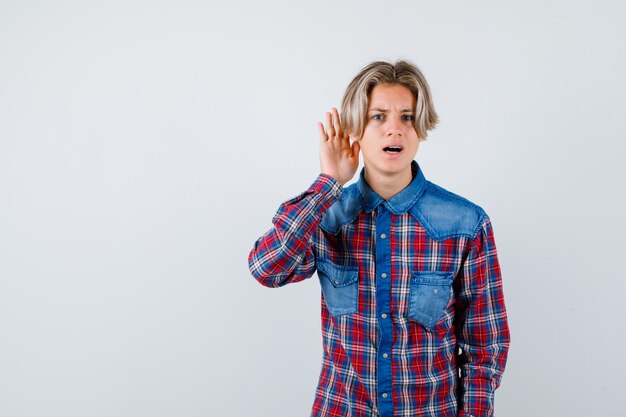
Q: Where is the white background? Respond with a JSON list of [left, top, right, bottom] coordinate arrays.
[[1, 1, 625, 416]]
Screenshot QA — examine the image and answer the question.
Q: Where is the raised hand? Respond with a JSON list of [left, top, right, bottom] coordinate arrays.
[[318, 107, 361, 186]]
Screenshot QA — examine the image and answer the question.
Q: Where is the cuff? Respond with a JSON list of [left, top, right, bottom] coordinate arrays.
[[309, 173, 343, 200]]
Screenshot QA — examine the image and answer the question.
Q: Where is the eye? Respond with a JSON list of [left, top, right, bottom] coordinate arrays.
[[402, 114, 414, 121], [372, 114, 384, 121]]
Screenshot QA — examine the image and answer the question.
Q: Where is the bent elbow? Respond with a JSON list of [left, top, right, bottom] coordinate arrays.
[[247, 248, 288, 288], [249, 267, 284, 288]]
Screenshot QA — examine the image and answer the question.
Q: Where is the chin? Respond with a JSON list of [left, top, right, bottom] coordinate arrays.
[[366, 160, 411, 175]]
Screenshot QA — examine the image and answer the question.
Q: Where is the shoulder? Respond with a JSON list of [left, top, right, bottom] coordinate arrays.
[[409, 180, 488, 241], [320, 183, 363, 234]]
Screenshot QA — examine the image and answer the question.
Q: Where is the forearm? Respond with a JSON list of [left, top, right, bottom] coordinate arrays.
[[248, 173, 342, 287], [456, 336, 509, 416]]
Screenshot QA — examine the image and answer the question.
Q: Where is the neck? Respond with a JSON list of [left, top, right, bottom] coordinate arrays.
[[364, 164, 413, 201]]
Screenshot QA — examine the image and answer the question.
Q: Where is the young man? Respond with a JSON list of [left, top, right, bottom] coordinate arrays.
[[248, 60, 510, 417]]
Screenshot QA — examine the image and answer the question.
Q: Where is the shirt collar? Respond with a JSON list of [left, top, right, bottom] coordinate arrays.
[[357, 160, 427, 215]]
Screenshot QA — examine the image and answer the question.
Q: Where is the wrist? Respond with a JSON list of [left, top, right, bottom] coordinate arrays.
[[321, 172, 345, 186]]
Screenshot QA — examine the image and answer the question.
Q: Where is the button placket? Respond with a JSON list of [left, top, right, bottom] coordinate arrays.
[[374, 206, 393, 416]]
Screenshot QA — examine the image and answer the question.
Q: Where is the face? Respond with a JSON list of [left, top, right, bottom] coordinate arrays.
[[355, 83, 419, 181]]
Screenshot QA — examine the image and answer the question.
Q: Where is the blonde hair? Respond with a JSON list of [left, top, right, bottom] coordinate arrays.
[[340, 59, 438, 141]]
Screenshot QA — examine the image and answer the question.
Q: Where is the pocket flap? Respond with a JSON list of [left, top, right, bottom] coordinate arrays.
[[411, 271, 454, 286], [317, 260, 358, 288]]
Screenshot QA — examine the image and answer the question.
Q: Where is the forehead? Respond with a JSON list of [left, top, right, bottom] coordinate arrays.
[[368, 83, 416, 110]]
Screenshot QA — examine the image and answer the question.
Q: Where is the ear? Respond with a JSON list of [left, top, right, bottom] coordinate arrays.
[[347, 129, 361, 142]]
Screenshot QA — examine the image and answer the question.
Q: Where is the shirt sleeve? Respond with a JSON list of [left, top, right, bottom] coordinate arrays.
[[247, 173, 343, 288], [454, 215, 511, 417]]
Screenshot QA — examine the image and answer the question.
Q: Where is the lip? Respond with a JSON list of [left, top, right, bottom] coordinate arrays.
[[382, 148, 403, 159], [382, 143, 404, 159], [383, 142, 404, 149]]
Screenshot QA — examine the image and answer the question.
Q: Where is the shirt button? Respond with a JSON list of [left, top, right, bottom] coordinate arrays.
[[382, 353, 389, 358], [381, 393, 388, 399], [433, 288, 438, 294], [380, 233, 387, 239], [334, 280, 340, 285], [381, 273, 387, 278], [381, 313, 388, 319]]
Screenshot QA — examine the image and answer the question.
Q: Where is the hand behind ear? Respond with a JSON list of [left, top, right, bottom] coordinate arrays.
[[318, 107, 360, 186]]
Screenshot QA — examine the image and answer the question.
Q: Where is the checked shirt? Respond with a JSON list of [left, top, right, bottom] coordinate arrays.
[[248, 160, 510, 417]]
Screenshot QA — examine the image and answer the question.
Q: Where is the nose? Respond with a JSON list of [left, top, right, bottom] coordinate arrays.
[[386, 116, 404, 137]]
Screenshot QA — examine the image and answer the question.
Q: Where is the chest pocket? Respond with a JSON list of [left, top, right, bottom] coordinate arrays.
[[408, 271, 454, 330], [317, 259, 359, 317]]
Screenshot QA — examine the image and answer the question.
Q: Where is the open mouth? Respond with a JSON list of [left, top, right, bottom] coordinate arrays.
[[383, 146, 403, 154]]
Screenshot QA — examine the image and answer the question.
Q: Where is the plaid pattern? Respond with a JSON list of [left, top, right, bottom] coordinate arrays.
[[248, 161, 510, 417]]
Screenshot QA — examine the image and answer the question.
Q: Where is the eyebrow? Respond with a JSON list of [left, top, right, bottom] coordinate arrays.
[[368, 107, 415, 113]]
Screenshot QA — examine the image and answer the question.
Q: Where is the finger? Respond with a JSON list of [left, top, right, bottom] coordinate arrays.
[[325, 111, 335, 138], [332, 107, 343, 137], [318, 122, 328, 141]]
